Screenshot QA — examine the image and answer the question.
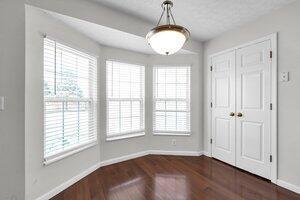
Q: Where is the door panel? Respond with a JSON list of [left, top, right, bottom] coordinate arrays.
[[241, 72, 263, 109], [241, 121, 263, 161], [211, 51, 235, 166], [215, 118, 231, 152], [215, 77, 229, 107], [236, 41, 271, 179]]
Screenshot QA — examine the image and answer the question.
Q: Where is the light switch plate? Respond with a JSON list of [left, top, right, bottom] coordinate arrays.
[[280, 72, 289, 82], [0, 96, 4, 111]]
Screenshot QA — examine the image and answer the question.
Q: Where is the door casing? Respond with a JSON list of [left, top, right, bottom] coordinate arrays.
[[206, 33, 277, 183]]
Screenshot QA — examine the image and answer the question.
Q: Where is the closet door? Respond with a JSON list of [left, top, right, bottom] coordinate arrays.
[[235, 41, 271, 179], [211, 51, 236, 166]]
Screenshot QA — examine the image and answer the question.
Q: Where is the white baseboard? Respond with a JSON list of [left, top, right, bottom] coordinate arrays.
[[36, 150, 203, 200], [100, 151, 149, 167], [100, 150, 202, 167], [203, 151, 211, 157], [36, 162, 101, 200], [277, 179, 300, 194], [149, 150, 203, 156]]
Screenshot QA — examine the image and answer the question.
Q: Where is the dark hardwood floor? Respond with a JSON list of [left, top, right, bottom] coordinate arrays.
[[51, 155, 300, 200]]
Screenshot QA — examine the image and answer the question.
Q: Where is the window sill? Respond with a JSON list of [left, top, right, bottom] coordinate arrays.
[[106, 132, 145, 141], [153, 132, 191, 136], [43, 140, 98, 166]]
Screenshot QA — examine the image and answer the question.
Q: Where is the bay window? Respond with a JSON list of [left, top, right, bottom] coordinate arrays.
[[106, 60, 145, 140], [153, 66, 191, 135], [43, 38, 97, 163]]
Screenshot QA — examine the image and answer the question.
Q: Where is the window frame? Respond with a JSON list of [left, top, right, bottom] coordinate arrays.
[[43, 37, 98, 165], [106, 59, 145, 141], [153, 65, 191, 136]]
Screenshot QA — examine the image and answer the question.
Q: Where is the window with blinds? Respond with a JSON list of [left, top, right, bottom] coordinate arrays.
[[106, 60, 145, 139], [153, 66, 191, 135], [43, 38, 97, 163]]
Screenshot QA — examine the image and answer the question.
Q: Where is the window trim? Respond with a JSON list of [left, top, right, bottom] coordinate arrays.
[[106, 132, 145, 141], [153, 65, 191, 136], [153, 132, 191, 136], [106, 60, 145, 140], [43, 37, 98, 164], [43, 140, 98, 166]]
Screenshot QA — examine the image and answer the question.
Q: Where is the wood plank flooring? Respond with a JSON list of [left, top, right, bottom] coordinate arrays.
[[51, 155, 300, 200]]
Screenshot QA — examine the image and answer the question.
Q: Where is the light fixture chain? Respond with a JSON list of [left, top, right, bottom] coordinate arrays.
[[169, 9, 176, 25], [166, 4, 171, 25], [157, 6, 165, 26], [157, 1, 177, 26]]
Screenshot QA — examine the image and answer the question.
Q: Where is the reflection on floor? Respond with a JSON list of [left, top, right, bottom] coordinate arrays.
[[51, 155, 300, 200]]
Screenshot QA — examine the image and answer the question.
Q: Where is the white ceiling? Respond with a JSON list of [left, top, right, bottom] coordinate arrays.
[[46, 11, 193, 55], [90, 0, 295, 41]]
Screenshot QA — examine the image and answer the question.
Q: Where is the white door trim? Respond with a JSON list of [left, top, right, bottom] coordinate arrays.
[[206, 33, 278, 183]]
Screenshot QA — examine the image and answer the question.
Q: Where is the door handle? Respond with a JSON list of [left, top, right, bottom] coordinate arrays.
[[237, 112, 243, 117], [229, 112, 235, 117]]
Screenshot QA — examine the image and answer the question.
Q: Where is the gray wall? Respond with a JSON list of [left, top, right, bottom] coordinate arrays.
[[203, 1, 300, 188], [0, 0, 25, 200], [25, 6, 102, 200], [148, 54, 203, 152], [25, 6, 151, 199], [25, 6, 203, 199], [99, 46, 150, 161]]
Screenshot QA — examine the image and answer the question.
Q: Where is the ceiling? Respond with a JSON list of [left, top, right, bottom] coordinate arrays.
[[90, 0, 295, 41], [46, 11, 193, 54]]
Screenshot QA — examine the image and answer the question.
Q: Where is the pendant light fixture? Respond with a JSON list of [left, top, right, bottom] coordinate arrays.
[[146, 0, 190, 55]]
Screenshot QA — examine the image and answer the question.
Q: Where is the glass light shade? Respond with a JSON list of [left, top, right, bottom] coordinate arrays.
[[147, 25, 190, 55]]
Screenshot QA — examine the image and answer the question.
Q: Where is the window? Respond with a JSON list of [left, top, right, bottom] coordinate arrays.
[[153, 66, 191, 135], [106, 60, 145, 140], [44, 38, 97, 163]]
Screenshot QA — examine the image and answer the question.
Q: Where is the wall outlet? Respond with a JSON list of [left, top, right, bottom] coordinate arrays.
[[172, 139, 176, 146], [0, 96, 4, 111], [279, 71, 289, 82]]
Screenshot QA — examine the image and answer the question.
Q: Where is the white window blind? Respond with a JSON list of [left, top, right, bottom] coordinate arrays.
[[44, 38, 97, 163], [106, 60, 145, 139], [153, 66, 191, 135]]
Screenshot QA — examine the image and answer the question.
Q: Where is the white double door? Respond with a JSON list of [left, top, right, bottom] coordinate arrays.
[[211, 40, 272, 179]]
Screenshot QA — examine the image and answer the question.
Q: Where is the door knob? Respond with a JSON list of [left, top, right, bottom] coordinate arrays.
[[237, 112, 243, 117], [229, 112, 235, 117]]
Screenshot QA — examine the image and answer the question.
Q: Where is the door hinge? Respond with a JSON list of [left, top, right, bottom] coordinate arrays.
[[270, 155, 273, 162], [270, 51, 273, 59], [270, 103, 273, 110], [210, 102, 213, 108], [210, 66, 213, 71], [210, 139, 213, 144]]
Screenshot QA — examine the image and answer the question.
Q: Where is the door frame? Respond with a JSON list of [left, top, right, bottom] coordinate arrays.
[[206, 33, 278, 183]]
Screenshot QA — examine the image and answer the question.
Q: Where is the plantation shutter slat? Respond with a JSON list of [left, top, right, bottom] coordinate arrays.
[[153, 66, 191, 134], [44, 38, 97, 162], [106, 61, 145, 138]]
